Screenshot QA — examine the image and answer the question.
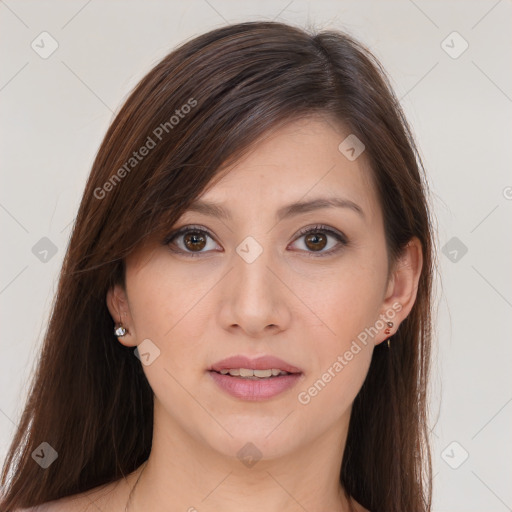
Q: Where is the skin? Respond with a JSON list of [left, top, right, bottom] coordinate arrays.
[[33, 114, 422, 512]]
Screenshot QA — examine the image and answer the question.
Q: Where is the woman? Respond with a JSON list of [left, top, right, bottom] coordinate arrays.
[[0, 20, 435, 512]]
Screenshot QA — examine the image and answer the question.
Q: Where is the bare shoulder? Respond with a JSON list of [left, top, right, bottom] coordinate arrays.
[[16, 494, 85, 511], [17, 492, 108, 511], [17, 475, 131, 512]]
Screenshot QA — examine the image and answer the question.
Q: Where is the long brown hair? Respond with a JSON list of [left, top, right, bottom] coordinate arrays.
[[0, 21, 435, 512]]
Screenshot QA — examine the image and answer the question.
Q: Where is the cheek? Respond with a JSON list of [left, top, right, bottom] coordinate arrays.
[[125, 256, 218, 377], [298, 253, 386, 338], [124, 264, 212, 424], [296, 293, 375, 421], [295, 342, 372, 436], [293, 253, 384, 408], [126, 251, 202, 335]]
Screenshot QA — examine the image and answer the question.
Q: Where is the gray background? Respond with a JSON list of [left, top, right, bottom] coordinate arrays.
[[1, 1, 511, 510]]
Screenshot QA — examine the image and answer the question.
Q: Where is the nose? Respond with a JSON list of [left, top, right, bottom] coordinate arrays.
[[218, 243, 292, 338]]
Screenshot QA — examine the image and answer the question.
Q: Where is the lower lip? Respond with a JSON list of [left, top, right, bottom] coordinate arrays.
[[208, 371, 302, 401]]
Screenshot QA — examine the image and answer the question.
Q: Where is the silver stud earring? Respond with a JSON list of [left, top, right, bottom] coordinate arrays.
[[114, 323, 128, 337]]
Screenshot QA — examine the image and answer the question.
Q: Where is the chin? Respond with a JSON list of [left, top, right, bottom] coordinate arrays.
[[200, 421, 302, 463]]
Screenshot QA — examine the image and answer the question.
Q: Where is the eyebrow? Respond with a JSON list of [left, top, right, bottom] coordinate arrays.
[[185, 196, 365, 221]]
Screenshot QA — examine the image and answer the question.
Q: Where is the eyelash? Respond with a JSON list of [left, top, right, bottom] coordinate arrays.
[[163, 224, 348, 258]]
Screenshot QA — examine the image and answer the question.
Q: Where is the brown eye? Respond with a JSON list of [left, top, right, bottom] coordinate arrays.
[[164, 226, 221, 256], [289, 224, 348, 257], [304, 232, 327, 251], [183, 231, 207, 251]]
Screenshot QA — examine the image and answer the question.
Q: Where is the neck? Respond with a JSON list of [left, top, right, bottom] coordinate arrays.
[[126, 399, 356, 512]]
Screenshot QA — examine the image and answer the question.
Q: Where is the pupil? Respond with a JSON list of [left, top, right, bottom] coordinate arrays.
[[305, 232, 326, 251], [185, 232, 206, 251]]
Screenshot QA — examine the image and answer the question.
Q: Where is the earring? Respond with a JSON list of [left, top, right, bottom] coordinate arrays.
[[114, 323, 128, 337], [385, 321, 393, 349]]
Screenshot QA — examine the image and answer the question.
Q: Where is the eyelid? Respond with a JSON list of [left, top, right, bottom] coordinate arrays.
[[162, 224, 216, 245], [292, 224, 347, 244]]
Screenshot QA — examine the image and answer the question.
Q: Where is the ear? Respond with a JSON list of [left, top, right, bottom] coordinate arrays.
[[375, 236, 423, 345], [106, 284, 137, 347]]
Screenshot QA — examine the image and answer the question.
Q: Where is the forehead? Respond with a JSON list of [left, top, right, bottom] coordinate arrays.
[[195, 114, 381, 224]]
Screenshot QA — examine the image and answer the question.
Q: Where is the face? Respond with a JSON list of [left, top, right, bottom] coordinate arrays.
[[107, 115, 420, 462]]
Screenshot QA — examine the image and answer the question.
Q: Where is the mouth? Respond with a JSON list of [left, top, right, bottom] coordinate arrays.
[[208, 354, 303, 374], [211, 368, 293, 378], [207, 355, 303, 400]]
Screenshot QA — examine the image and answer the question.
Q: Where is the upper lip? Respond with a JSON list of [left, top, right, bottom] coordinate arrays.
[[209, 355, 302, 374]]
